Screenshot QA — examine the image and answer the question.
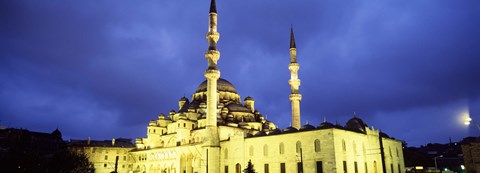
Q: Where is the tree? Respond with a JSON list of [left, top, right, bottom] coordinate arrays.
[[50, 149, 95, 173], [243, 160, 256, 173]]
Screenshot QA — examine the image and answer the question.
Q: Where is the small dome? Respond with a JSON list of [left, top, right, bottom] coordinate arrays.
[[196, 78, 238, 93], [282, 126, 298, 133], [268, 128, 282, 135], [318, 122, 335, 129], [245, 133, 254, 138], [179, 96, 188, 102], [262, 123, 270, 130], [244, 96, 254, 101], [300, 124, 316, 131], [158, 113, 165, 119], [178, 113, 187, 120], [345, 117, 368, 133], [254, 131, 267, 137]]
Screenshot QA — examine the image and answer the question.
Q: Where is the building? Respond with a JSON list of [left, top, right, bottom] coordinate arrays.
[[403, 140, 464, 172], [0, 127, 64, 172], [69, 138, 135, 173], [80, 0, 405, 173], [461, 137, 480, 173]]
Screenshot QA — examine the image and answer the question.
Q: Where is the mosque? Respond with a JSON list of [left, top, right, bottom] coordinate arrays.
[[71, 0, 405, 173]]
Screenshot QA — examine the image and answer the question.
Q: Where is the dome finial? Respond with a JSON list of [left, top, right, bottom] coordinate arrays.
[[353, 111, 357, 118], [324, 117, 327, 123], [306, 120, 309, 125], [209, 0, 217, 13], [290, 25, 296, 49]]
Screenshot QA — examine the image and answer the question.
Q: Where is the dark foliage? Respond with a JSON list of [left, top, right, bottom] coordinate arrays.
[[243, 160, 256, 173], [50, 149, 95, 173]]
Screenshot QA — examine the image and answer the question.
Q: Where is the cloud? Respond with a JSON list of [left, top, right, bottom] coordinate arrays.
[[0, 0, 479, 145]]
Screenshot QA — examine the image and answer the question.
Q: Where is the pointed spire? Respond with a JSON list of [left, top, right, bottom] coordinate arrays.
[[209, 0, 217, 13], [290, 25, 296, 49]]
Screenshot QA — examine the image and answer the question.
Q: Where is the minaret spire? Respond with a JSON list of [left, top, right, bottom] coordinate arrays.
[[288, 26, 302, 129], [204, 0, 221, 172], [209, 0, 217, 13], [290, 25, 296, 49]]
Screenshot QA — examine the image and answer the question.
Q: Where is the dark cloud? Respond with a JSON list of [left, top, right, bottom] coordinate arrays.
[[1, 0, 479, 146]]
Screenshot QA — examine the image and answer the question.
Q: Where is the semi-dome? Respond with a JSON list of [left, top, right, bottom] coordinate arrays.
[[226, 103, 251, 113], [196, 78, 237, 93], [345, 117, 368, 133]]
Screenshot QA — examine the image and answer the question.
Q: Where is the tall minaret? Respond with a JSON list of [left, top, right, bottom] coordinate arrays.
[[204, 0, 220, 172], [289, 26, 302, 130]]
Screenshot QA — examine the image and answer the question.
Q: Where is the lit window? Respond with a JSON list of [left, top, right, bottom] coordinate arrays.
[[249, 146, 254, 156], [263, 145, 268, 156], [314, 139, 321, 152], [296, 141, 302, 154], [353, 142, 357, 155], [279, 143, 285, 155]]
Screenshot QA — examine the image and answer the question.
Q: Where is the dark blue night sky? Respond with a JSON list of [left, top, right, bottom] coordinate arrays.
[[1, 0, 479, 147]]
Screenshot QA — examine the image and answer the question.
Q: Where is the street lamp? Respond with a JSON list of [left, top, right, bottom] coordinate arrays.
[[434, 155, 443, 172]]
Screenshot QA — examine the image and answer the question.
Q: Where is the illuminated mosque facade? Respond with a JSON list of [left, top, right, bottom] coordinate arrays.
[[72, 0, 405, 173]]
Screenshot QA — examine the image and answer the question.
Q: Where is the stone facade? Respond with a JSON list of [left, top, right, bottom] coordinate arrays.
[[69, 138, 135, 173]]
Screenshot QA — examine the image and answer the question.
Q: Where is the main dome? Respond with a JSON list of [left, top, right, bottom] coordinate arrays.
[[195, 78, 238, 93]]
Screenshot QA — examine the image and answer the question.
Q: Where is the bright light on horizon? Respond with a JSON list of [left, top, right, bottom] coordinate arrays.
[[464, 112, 472, 126]]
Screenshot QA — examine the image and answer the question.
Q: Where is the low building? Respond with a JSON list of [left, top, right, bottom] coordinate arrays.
[[69, 138, 135, 173], [461, 137, 480, 173]]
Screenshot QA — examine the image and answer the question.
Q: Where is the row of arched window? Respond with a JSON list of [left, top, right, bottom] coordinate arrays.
[[224, 139, 400, 159], [224, 139, 324, 159]]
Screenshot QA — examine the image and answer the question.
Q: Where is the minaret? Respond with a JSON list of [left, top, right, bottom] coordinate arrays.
[[204, 0, 220, 172], [289, 26, 302, 129]]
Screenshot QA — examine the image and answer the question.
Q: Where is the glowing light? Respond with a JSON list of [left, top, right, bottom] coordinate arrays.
[[461, 165, 465, 170], [464, 112, 472, 126]]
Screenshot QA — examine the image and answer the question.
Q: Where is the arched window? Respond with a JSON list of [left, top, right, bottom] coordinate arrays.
[[389, 147, 392, 157], [263, 144, 268, 156], [224, 148, 228, 159], [353, 141, 357, 155], [249, 146, 254, 156], [279, 142, 285, 155], [296, 141, 302, 153], [314, 139, 321, 152], [363, 143, 366, 156], [235, 163, 241, 173], [342, 139, 346, 152], [396, 147, 399, 157]]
